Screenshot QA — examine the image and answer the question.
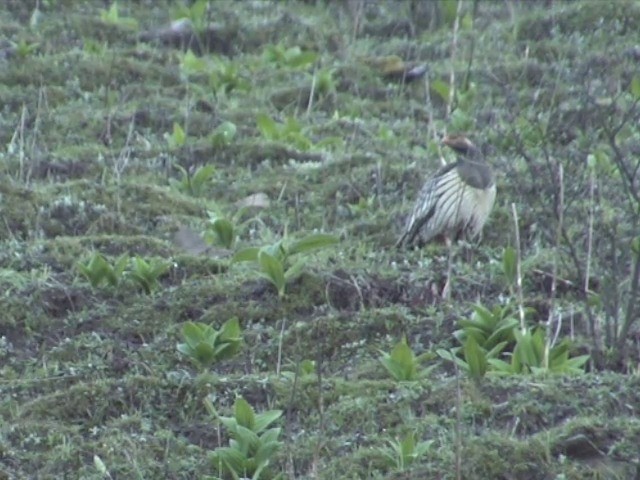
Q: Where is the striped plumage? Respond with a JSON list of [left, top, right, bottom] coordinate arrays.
[[396, 135, 496, 248]]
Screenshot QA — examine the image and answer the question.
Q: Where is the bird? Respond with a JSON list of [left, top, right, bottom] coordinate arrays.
[[396, 134, 496, 299], [396, 134, 496, 248]]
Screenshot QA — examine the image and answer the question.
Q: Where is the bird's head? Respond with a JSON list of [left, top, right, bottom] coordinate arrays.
[[442, 134, 477, 156]]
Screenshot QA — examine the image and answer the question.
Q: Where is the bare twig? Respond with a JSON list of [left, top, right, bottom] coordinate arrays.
[[446, 0, 463, 119], [511, 203, 526, 331], [453, 353, 462, 480], [585, 170, 595, 297], [276, 317, 287, 376], [617, 251, 640, 363], [545, 163, 563, 364], [306, 68, 317, 115]]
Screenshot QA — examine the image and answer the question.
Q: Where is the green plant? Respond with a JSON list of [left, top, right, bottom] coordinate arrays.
[[206, 215, 236, 249], [438, 302, 588, 377], [263, 44, 318, 69], [437, 337, 492, 378], [232, 233, 339, 298], [166, 122, 187, 150], [209, 58, 249, 95], [210, 121, 237, 148], [180, 49, 208, 77], [77, 253, 128, 288], [315, 68, 336, 96], [489, 327, 590, 375], [99, 2, 138, 29], [171, 163, 216, 197], [281, 359, 315, 381], [347, 195, 376, 216], [127, 257, 171, 294], [379, 337, 435, 382], [177, 318, 242, 370], [12, 39, 39, 59], [205, 396, 283, 480], [453, 304, 518, 353], [171, 0, 209, 33], [436, 304, 518, 378], [256, 114, 313, 151], [377, 432, 434, 471], [179, 50, 248, 95]]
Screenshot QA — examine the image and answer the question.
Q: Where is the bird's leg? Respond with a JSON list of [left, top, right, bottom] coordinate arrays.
[[442, 235, 453, 300]]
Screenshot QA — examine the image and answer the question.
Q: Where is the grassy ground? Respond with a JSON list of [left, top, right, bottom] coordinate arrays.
[[1, 1, 640, 478]]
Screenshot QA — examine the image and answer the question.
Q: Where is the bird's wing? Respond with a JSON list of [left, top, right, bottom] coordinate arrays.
[[397, 163, 465, 246]]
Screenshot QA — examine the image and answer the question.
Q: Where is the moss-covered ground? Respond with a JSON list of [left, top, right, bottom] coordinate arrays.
[[1, 1, 640, 478]]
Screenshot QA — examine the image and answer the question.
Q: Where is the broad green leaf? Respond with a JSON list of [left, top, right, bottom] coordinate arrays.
[[485, 318, 518, 348], [400, 433, 416, 457], [286, 50, 317, 68], [129, 271, 153, 294], [287, 233, 339, 256], [254, 410, 283, 434], [389, 338, 414, 365], [232, 247, 260, 263], [233, 425, 260, 452], [213, 342, 240, 361], [261, 241, 285, 260], [472, 304, 496, 328], [487, 357, 512, 374], [300, 359, 315, 375], [284, 257, 306, 283], [450, 109, 474, 134], [414, 439, 434, 457], [463, 336, 487, 377], [101, 2, 119, 23], [113, 252, 130, 277], [431, 79, 450, 103], [180, 49, 207, 75], [436, 348, 469, 371], [485, 340, 508, 359], [631, 75, 640, 100], [176, 342, 194, 358], [502, 246, 517, 286], [548, 341, 569, 363], [254, 439, 279, 470], [182, 322, 206, 349], [380, 338, 418, 381], [218, 416, 238, 432], [514, 329, 537, 367], [286, 131, 312, 151], [461, 11, 473, 30], [256, 113, 279, 139], [258, 250, 285, 297], [93, 455, 108, 474], [193, 342, 216, 365], [440, 0, 458, 25], [234, 397, 256, 430], [212, 121, 237, 147], [192, 164, 216, 186], [190, 0, 208, 20], [210, 446, 246, 476], [631, 236, 640, 259], [220, 317, 241, 341], [211, 217, 235, 248], [565, 355, 590, 371], [170, 122, 186, 148]]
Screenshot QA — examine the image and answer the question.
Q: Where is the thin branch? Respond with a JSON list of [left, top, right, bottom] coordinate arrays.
[[617, 250, 640, 362], [546, 164, 562, 362], [511, 203, 526, 332], [446, 0, 463, 119]]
